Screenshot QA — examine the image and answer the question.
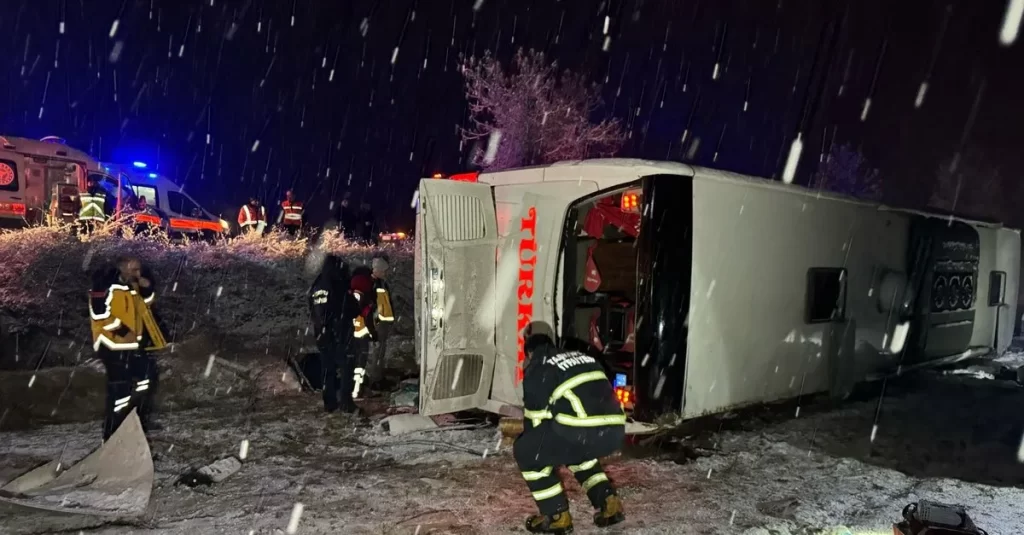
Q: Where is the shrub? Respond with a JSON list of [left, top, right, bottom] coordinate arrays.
[[0, 226, 413, 370]]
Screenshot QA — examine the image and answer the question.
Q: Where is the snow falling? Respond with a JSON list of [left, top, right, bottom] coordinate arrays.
[[1, 1, 1023, 534]]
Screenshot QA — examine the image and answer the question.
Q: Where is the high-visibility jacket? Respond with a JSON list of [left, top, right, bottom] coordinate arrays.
[[237, 204, 266, 229], [521, 344, 626, 435], [89, 275, 167, 352], [350, 273, 375, 339], [281, 200, 303, 226], [373, 278, 394, 323], [79, 190, 107, 222]]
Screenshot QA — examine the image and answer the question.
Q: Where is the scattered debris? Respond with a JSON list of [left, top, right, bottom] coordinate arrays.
[[381, 414, 438, 436], [175, 456, 243, 488]]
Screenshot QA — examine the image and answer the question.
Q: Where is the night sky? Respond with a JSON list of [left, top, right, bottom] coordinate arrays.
[[1, 0, 1021, 230]]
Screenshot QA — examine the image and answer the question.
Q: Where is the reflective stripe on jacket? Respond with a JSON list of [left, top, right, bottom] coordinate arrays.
[[79, 193, 106, 221], [282, 200, 303, 224], [89, 282, 167, 352], [237, 205, 266, 227], [522, 347, 626, 432], [375, 285, 394, 323]]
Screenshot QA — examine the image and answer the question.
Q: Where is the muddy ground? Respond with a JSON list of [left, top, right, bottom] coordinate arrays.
[[1, 352, 1023, 534]]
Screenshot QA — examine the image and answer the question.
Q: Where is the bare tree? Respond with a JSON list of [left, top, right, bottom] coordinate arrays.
[[460, 49, 625, 170], [810, 143, 882, 201]]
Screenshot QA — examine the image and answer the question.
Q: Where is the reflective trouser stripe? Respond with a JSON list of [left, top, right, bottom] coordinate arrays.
[[521, 467, 552, 481], [352, 367, 365, 398], [567, 457, 615, 509], [582, 473, 609, 490], [135, 379, 151, 392], [113, 396, 132, 412], [531, 483, 563, 501], [519, 460, 569, 516], [568, 459, 598, 473]]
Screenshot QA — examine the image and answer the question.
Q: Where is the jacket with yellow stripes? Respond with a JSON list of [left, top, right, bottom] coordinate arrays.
[[89, 268, 167, 352], [521, 343, 626, 435]]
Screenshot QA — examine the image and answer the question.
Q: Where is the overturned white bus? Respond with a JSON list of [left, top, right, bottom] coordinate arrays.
[[414, 159, 1020, 422]]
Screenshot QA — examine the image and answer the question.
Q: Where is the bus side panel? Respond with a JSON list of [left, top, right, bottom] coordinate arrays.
[[994, 229, 1020, 352], [683, 180, 909, 419], [969, 227, 1000, 353]]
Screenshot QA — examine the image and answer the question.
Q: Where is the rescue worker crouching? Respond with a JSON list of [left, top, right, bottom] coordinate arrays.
[[237, 197, 267, 235], [514, 322, 627, 534], [78, 176, 108, 235], [308, 254, 362, 416], [89, 256, 167, 440]]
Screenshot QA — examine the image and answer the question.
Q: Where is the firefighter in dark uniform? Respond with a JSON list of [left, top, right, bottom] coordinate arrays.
[[307, 254, 360, 414], [514, 322, 627, 534], [89, 256, 167, 440], [78, 176, 107, 235]]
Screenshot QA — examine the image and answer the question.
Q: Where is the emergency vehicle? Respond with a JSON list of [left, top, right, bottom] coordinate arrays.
[[100, 162, 229, 239], [0, 136, 138, 227], [380, 231, 410, 242], [415, 159, 1021, 423]]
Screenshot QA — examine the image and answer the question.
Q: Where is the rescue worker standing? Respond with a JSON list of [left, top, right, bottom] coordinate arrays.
[[308, 254, 361, 414], [78, 176, 107, 235], [237, 197, 267, 235], [513, 322, 626, 534], [277, 189, 304, 236], [362, 257, 395, 391], [348, 264, 379, 401], [89, 256, 167, 440]]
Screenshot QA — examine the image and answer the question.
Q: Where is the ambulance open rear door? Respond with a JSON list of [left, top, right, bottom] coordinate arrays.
[[416, 179, 499, 416]]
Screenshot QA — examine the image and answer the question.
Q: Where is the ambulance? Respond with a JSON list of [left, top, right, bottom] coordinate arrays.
[[414, 159, 1020, 422], [100, 162, 229, 239], [0, 136, 138, 228]]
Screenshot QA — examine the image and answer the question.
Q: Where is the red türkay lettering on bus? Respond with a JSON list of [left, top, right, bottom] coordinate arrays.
[[515, 207, 538, 383]]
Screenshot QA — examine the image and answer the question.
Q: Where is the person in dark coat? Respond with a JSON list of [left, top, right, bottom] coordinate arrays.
[[513, 322, 627, 534], [89, 257, 167, 439], [308, 254, 361, 414]]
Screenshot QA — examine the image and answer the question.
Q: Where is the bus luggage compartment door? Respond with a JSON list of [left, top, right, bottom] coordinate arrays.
[[416, 179, 499, 416]]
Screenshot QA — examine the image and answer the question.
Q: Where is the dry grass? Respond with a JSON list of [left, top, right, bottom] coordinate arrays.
[[0, 225, 413, 370]]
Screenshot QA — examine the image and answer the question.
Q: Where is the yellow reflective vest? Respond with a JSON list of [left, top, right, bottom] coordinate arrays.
[[89, 282, 167, 352]]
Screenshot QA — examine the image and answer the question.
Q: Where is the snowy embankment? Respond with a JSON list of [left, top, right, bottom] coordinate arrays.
[[0, 226, 414, 428], [2, 369, 1022, 534]]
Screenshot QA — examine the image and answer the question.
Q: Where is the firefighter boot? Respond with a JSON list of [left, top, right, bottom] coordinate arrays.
[[525, 511, 574, 534], [593, 495, 625, 528]]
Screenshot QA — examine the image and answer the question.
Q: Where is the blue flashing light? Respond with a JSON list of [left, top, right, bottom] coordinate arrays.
[[132, 161, 148, 169], [148, 173, 158, 178], [614, 373, 627, 388]]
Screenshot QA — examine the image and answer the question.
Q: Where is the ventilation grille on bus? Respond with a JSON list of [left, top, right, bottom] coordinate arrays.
[[431, 353, 484, 399], [432, 195, 486, 241]]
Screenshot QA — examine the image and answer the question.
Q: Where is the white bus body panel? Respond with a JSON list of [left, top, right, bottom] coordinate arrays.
[[416, 158, 1022, 421], [416, 179, 500, 416], [682, 174, 909, 418]]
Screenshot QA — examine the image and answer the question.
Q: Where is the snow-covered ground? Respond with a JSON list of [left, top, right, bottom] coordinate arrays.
[[2, 358, 1023, 534]]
